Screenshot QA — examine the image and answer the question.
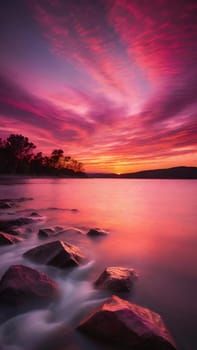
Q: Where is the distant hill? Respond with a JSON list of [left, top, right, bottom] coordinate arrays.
[[88, 173, 118, 178], [121, 166, 197, 179], [89, 166, 197, 179]]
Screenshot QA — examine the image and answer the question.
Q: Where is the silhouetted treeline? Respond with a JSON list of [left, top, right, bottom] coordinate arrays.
[[0, 134, 86, 177]]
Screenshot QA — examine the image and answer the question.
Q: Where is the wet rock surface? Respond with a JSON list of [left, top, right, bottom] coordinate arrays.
[[30, 211, 42, 217], [64, 227, 85, 235], [47, 207, 79, 212], [0, 217, 34, 233], [0, 193, 179, 349], [77, 295, 177, 350], [0, 202, 12, 209], [0, 231, 24, 245], [38, 226, 65, 239], [95, 267, 138, 292], [0, 265, 59, 321], [87, 228, 108, 237], [23, 240, 85, 268], [0, 197, 33, 209]]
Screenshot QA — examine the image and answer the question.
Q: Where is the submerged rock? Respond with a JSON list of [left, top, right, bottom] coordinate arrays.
[[38, 226, 64, 239], [30, 211, 42, 217], [64, 227, 85, 235], [11, 217, 34, 226], [95, 267, 138, 292], [23, 240, 85, 268], [77, 295, 177, 350], [0, 202, 12, 209], [0, 265, 59, 320], [0, 231, 23, 245], [10, 197, 33, 202], [0, 197, 33, 210], [87, 228, 108, 237], [0, 217, 33, 233]]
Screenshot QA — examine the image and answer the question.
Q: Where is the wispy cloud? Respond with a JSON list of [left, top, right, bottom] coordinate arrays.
[[30, 0, 146, 109], [0, 73, 95, 145], [0, 0, 196, 171], [0, 73, 127, 151], [109, 0, 197, 81]]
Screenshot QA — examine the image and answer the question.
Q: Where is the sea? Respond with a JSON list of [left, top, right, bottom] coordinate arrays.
[[0, 177, 196, 350]]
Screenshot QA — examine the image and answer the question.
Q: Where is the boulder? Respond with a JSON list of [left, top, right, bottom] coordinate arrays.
[[30, 211, 42, 217], [23, 240, 85, 268], [0, 231, 23, 245], [87, 228, 108, 237], [0, 217, 33, 232], [0, 265, 59, 320], [3, 228, 20, 236], [38, 226, 64, 239], [77, 295, 177, 350], [95, 267, 138, 292]]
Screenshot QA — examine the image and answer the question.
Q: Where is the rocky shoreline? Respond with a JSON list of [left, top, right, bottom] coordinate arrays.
[[0, 197, 177, 350]]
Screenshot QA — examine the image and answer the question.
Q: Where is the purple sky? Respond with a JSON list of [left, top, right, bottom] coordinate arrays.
[[0, 0, 196, 173]]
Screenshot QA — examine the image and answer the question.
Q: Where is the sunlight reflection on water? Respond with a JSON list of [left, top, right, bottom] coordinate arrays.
[[0, 178, 196, 350]]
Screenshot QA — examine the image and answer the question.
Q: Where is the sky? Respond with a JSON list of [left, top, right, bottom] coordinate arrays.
[[0, 0, 196, 173]]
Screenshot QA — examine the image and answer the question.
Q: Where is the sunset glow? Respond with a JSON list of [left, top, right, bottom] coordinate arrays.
[[0, 0, 196, 172]]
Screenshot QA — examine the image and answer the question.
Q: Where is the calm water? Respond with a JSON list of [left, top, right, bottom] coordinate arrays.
[[0, 178, 196, 350]]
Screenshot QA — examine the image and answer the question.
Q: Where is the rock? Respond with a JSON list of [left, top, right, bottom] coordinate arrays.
[[0, 231, 23, 245], [0, 202, 12, 209], [38, 226, 64, 239], [30, 211, 42, 217], [0, 265, 59, 320], [0, 217, 33, 232], [4, 228, 20, 236], [77, 295, 177, 350], [64, 227, 85, 235], [87, 228, 108, 237], [23, 240, 85, 268], [95, 267, 138, 292], [0, 197, 33, 203], [17, 197, 33, 202], [11, 217, 34, 226], [0, 197, 33, 210]]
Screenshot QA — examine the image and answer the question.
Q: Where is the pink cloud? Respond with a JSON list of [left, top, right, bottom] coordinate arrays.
[[0, 71, 196, 172], [30, 0, 147, 110], [108, 0, 197, 83], [1, 0, 196, 172]]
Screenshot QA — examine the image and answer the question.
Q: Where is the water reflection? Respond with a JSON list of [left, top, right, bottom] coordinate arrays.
[[0, 178, 196, 349]]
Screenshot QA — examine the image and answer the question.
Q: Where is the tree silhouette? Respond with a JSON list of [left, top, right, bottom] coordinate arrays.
[[6, 134, 36, 159], [50, 149, 64, 169], [30, 152, 44, 175], [3, 134, 36, 173], [0, 134, 86, 177]]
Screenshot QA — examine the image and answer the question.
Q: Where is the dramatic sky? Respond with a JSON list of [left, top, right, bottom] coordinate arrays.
[[0, 0, 196, 173]]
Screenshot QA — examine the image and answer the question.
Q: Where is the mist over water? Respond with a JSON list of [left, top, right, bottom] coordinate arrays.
[[0, 178, 196, 350]]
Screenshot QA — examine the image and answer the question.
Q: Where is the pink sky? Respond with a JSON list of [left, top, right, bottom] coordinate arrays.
[[0, 0, 196, 173]]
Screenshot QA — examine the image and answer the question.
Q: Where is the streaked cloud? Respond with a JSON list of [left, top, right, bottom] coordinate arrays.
[[0, 0, 196, 172]]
